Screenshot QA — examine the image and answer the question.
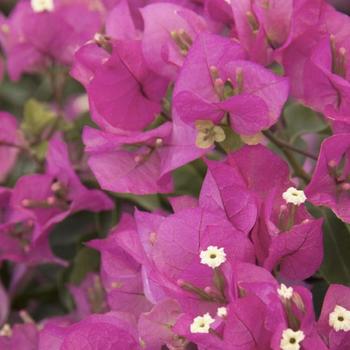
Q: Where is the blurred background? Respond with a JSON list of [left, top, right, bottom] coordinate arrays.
[[1, 0, 350, 14], [329, 0, 350, 13]]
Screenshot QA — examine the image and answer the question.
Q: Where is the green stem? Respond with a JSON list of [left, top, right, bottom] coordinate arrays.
[[283, 148, 311, 183], [0, 141, 41, 165], [0, 141, 27, 152], [49, 62, 68, 111], [262, 130, 318, 160], [263, 130, 312, 183]]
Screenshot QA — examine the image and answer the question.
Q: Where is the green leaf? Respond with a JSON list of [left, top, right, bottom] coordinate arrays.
[[69, 247, 100, 284], [49, 211, 97, 260], [311, 278, 329, 318], [114, 192, 168, 212], [65, 113, 94, 141], [173, 159, 206, 197], [268, 62, 284, 76], [284, 103, 328, 142], [94, 210, 118, 238], [5, 154, 38, 186], [320, 209, 350, 285], [219, 126, 243, 154], [31, 140, 48, 160], [21, 99, 57, 140]]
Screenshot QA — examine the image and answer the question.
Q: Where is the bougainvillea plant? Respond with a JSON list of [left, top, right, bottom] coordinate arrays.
[[0, 0, 350, 349]]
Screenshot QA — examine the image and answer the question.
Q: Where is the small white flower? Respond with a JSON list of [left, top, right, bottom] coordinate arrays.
[[278, 284, 293, 300], [280, 329, 305, 350], [31, 0, 54, 12], [200, 246, 226, 269], [282, 187, 307, 206], [190, 313, 215, 334], [217, 306, 228, 318], [329, 305, 350, 332]]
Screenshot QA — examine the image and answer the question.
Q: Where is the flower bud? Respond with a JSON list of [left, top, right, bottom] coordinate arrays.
[[0, 324, 12, 337], [341, 182, 350, 191], [47, 196, 57, 205], [94, 33, 112, 53], [246, 11, 259, 32]]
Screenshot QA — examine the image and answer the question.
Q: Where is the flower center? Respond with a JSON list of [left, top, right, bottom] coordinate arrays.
[[190, 313, 215, 334], [282, 187, 307, 206], [200, 246, 227, 269], [329, 305, 350, 332], [280, 329, 305, 350]]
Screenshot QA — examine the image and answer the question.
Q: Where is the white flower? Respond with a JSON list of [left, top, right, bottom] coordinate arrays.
[[31, 0, 54, 12], [329, 305, 350, 332], [217, 307, 228, 318], [278, 284, 293, 300], [282, 187, 307, 206], [200, 246, 226, 269], [280, 329, 305, 350], [190, 313, 215, 334]]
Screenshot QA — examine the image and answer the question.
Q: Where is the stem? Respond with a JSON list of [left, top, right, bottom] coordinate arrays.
[[19, 310, 35, 324], [0, 141, 40, 165], [263, 130, 312, 183], [49, 62, 67, 111], [209, 328, 223, 340], [262, 130, 318, 160], [160, 111, 171, 121], [0, 141, 27, 152], [11, 284, 58, 308], [283, 148, 311, 183]]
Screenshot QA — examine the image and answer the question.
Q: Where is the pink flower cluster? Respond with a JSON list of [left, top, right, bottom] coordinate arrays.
[[0, 0, 350, 349]]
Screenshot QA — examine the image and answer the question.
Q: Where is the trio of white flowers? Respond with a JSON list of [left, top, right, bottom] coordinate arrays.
[[191, 188, 348, 349], [280, 302, 350, 349]]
